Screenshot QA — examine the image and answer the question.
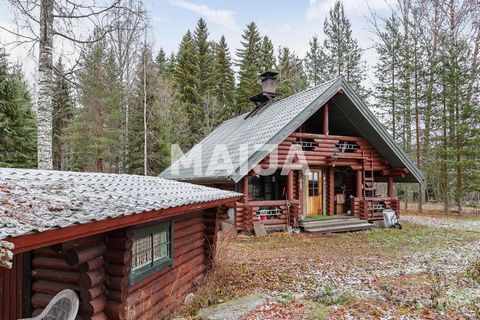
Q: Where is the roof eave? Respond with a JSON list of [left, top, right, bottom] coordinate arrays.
[[340, 80, 425, 183], [8, 195, 243, 254]]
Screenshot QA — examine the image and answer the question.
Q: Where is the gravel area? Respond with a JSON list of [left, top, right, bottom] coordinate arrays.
[[402, 215, 480, 232]]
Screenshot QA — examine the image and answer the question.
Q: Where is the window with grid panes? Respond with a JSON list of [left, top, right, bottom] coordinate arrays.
[[130, 221, 173, 284]]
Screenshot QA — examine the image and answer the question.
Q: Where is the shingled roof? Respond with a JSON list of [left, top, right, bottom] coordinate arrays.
[[160, 77, 424, 183], [0, 168, 241, 241]]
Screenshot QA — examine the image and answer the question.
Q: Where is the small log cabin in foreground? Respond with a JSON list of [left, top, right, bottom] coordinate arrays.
[[0, 168, 241, 319], [161, 73, 424, 232]]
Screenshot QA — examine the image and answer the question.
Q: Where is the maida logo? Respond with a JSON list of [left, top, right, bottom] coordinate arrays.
[[169, 143, 311, 177]]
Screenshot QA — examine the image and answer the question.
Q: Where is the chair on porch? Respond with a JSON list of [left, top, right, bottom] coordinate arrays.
[[20, 289, 79, 320]]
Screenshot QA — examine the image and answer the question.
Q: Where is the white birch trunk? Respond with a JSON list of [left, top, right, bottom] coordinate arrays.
[[37, 0, 54, 170], [143, 45, 147, 176]]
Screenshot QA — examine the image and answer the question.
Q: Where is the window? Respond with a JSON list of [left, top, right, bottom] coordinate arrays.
[[308, 171, 320, 196], [130, 221, 173, 284]]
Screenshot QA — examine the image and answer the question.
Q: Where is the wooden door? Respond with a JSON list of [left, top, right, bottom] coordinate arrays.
[[306, 170, 323, 216]]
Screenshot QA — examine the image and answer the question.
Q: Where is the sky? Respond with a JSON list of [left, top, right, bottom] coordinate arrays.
[[0, 0, 394, 86]]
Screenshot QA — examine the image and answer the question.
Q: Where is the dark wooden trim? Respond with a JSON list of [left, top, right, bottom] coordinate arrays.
[[322, 103, 329, 135], [10, 196, 242, 254], [387, 176, 394, 197]]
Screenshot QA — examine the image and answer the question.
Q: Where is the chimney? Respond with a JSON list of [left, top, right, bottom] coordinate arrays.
[[249, 71, 280, 106], [261, 71, 278, 94]]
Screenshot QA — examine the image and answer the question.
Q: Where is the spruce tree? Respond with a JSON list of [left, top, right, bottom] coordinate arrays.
[[259, 36, 275, 72], [194, 18, 214, 96], [276, 47, 307, 97], [323, 0, 367, 96], [373, 15, 401, 140], [155, 48, 167, 76], [235, 22, 262, 114], [213, 35, 235, 117], [304, 35, 327, 86], [52, 58, 73, 170], [68, 36, 123, 172], [0, 49, 37, 168]]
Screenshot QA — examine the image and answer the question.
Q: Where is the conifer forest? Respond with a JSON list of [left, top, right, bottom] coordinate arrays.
[[1, 0, 479, 213]]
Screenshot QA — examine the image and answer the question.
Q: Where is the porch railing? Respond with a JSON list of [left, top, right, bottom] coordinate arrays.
[[232, 200, 301, 231]]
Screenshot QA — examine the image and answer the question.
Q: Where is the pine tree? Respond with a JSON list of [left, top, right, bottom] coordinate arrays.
[[323, 0, 367, 96], [259, 36, 275, 72], [213, 35, 235, 117], [0, 49, 36, 168], [276, 47, 307, 97], [235, 22, 262, 114], [68, 35, 123, 172], [52, 58, 73, 170], [304, 35, 328, 86], [128, 45, 170, 175]]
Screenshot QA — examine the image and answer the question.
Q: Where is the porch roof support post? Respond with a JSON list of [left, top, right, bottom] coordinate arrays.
[[242, 176, 249, 200], [287, 170, 294, 201], [387, 176, 394, 198], [327, 167, 334, 215], [356, 170, 362, 198], [322, 103, 329, 135]]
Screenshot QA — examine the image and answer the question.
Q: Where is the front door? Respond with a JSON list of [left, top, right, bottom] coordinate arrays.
[[306, 169, 323, 216]]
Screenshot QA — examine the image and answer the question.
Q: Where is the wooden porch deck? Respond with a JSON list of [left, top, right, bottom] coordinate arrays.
[[300, 216, 373, 233]]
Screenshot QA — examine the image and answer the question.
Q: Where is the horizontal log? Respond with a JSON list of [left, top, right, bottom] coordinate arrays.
[[105, 263, 131, 277], [128, 248, 205, 296], [80, 295, 107, 317], [174, 223, 204, 240], [31, 293, 55, 308], [65, 242, 107, 266], [31, 268, 80, 284], [79, 256, 104, 272], [107, 290, 126, 303], [32, 256, 78, 271], [106, 238, 133, 251], [90, 312, 108, 320], [33, 248, 63, 258], [107, 276, 129, 292], [104, 302, 121, 320], [79, 269, 107, 289], [105, 250, 131, 265], [133, 266, 205, 320], [80, 284, 105, 301], [32, 280, 80, 294]]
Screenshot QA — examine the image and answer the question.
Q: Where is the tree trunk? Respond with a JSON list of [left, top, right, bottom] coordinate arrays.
[[37, 0, 54, 170]]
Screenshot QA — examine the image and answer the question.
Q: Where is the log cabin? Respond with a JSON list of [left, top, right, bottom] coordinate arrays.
[[161, 73, 424, 232], [0, 168, 241, 319]]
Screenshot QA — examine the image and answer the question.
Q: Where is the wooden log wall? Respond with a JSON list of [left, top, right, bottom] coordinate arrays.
[[30, 235, 109, 320], [0, 254, 24, 319], [104, 229, 132, 320], [259, 132, 391, 171], [123, 211, 208, 320], [30, 247, 81, 317], [204, 208, 219, 268]]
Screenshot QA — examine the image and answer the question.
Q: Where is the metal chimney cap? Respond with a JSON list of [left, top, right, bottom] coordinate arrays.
[[260, 71, 278, 79]]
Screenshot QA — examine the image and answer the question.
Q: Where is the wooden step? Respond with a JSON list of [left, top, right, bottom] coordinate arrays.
[[304, 222, 373, 234], [300, 217, 361, 228]]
